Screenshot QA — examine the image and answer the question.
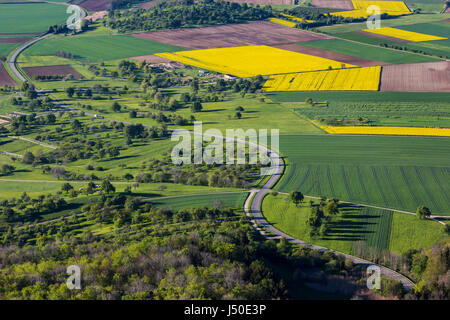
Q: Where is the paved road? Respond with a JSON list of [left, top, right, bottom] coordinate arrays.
[[8, 34, 52, 82]]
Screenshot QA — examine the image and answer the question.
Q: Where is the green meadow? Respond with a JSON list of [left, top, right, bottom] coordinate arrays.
[[261, 194, 448, 256], [0, 3, 68, 34], [24, 34, 186, 62], [147, 192, 249, 210]]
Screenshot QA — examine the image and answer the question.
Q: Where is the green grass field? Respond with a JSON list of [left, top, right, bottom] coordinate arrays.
[[298, 39, 440, 64], [0, 42, 22, 56], [24, 34, 186, 62], [267, 91, 450, 103], [0, 3, 68, 34], [147, 192, 249, 210], [275, 135, 450, 215], [317, 13, 448, 34], [290, 101, 450, 128], [261, 194, 448, 256]]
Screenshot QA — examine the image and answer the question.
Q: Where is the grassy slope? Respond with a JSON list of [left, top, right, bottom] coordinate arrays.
[[148, 192, 249, 210], [275, 135, 450, 215], [262, 194, 448, 255], [267, 91, 450, 103]]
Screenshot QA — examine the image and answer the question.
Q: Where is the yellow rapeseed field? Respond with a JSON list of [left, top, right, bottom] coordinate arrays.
[[330, 1, 411, 18], [263, 66, 381, 92], [280, 13, 314, 23], [362, 27, 447, 42], [321, 126, 450, 137], [268, 17, 296, 28], [156, 46, 355, 77]]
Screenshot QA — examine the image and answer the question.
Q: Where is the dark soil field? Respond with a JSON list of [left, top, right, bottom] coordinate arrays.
[[22, 64, 83, 80], [131, 21, 333, 49], [0, 64, 16, 86], [0, 37, 30, 44], [273, 43, 389, 66], [312, 0, 354, 9], [380, 61, 450, 92], [78, 0, 113, 11], [138, 0, 163, 9], [220, 0, 295, 4]]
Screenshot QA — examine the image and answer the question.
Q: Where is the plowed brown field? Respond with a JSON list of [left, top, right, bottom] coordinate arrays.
[[312, 0, 354, 9], [0, 37, 31, 44], [0, 64, 16, 87], [78, 0, 113, 11], [23, 65, 83, 80], [131, 21, 332, 49], [380, 61, 450, 92]]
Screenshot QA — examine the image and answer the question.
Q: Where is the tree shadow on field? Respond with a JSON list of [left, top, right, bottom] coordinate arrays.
[[201, 108, 226, 113], [323, 204, 378, 241], [133, 192, 163, 199], [100, 155, 137, 162]]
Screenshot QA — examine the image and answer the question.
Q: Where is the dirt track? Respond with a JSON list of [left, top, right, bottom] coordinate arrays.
[[380, 61, 450, 92], [131, 21, 333, 49], [274, 43, 389, 66]]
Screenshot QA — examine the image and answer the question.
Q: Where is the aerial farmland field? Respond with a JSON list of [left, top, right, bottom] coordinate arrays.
[[0, 0, 448, 303], [274, 135, 450, 215], [0, 3, 67, 34]]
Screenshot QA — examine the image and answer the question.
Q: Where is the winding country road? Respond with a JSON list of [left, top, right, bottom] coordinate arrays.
[[8, 34, 52, 82], [8, 31, 416, 293]]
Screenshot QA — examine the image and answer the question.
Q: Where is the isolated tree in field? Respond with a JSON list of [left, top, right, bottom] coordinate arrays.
[[101, 179, 116, 194], [191, 101, 203, 112], [416, 206, 431, 219], [1, 164, 15, 175], [86, 181, 96, 194], [235, 111, 242, 119], [61, 183, 73, 193], [46, 113, 56, 124], [324, 200, 339, 215], [85, 88, 93, 98], [290, 191, 304, 206], [22, 152, 35, 164], [124, 173, 134, 181], [66, 87, 75, 98], [51, 166, 66, 180], [71, 119, 82, 132], [112, 102, 122, 112], [129, 110, 137, 118]]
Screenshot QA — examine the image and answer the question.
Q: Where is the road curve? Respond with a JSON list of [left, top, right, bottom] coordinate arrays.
[[8, 34, 52, 82], [10, 32, 415, 293], [244, 152, 415, 292]]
